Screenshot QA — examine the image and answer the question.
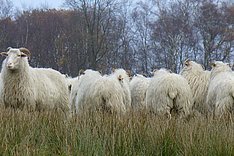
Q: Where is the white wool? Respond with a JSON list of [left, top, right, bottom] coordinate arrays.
[[73, 69, 130, 114], [130, 74, 150, 110], [74, 69, 102, 113], [180, 60, 210, 114], [206, 61, 234, 116], [90, 75, 127, 113], [146, 68, 193, 118], [1, 48, 70, 116], [66, 75, 79, 91], [109, 69, 131, 110], [65, 75, 80, 111]]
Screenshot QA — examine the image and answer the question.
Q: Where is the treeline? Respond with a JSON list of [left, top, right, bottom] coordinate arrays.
[[0, 0, 234, 76]]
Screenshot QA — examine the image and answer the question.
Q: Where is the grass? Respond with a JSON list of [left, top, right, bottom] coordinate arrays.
[[0, 109, 233, 155]]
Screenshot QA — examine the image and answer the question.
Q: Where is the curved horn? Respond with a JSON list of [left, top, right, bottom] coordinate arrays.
[[78, 69, 85, 75], [184, 59, 190, 66], [19, 47, 31, 58], [210, 61, 216, 68]]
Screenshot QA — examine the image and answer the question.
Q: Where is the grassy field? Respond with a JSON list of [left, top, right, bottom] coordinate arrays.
[[0, 109, 233, 155]]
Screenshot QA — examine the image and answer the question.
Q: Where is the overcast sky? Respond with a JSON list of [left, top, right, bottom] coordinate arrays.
[[11, 0, 64, 9], [10, 0, 234, 10]]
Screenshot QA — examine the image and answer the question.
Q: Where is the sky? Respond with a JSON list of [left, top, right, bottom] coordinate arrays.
[[11, 0, 65, 9], [10, 0, 234, 10]]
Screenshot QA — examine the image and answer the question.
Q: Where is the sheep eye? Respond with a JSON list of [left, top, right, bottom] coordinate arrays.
[[18, 54, 27, 57]]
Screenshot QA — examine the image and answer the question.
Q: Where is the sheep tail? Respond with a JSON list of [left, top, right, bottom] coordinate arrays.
[[168, 89, 177, 100]]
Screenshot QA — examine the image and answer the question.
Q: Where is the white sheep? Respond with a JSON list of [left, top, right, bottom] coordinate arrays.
[[65, 75, 80, 112], [73, 68, 131, 114], [0, 47, 70, 116], [109, 68, 131, 110], [180, 60, 211, 114], [206, 61, 234, 117], [146, 68, 193, 118], [73, 69, 102, 113], [130, 74, 150, 110], [65, 75, 78, 91]]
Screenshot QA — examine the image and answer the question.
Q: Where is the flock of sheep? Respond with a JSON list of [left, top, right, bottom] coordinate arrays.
[[0, 47, 233, 119]]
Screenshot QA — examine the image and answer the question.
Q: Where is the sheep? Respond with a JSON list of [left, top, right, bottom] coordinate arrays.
[[180, 59, 211, 114], [146, 68, 193, 118], [65, 75, 80, 112], [109, 68, 131, 110], [73, 68, 131, 114], [130, 74, 150, 110], [74, 69, 103, 113], [0, 47, 70, 116], [206, 61, 234, 117], [65, 75, 79, 93]]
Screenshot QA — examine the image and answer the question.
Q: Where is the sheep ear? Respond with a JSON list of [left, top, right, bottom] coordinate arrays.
[[19, 48, 31, 58], [126, 70, 131, 77], [142, 73, 147, 77], [201, 64, 205, 70], [168, 69, 173, 73], [68, 84, 72, 92], [151, 69, 158, 76], [0, 52, 8, 57], [78, 69, 85, 75], [98, 70, 102, 75], [153, 69, 158, 73]]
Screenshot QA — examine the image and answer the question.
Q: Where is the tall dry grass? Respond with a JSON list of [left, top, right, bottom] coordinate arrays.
[[0, 108, 233, 155]]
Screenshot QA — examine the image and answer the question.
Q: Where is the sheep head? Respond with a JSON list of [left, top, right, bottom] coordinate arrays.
[[1, 47, 31, 71], [112, 68, 130, 82], [210, 61, 231, 74], [78, 69, 85, 76], [182, 59, 205, 73], [210, 61, 230, 68]]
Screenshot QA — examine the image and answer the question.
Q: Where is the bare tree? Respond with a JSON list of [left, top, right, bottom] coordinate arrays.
[[150, 0, 196, 72], [194, 0, 234, 68], [0, 0, 13, 19], [131, 1, 155, 74], [64, 0, 119, 70]]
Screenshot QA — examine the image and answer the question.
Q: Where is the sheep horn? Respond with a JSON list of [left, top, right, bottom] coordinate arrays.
[[19, 47, 31, 59], [210, 62, 216, 67], [78, 69, 85, 75], [184, 59, 190, 66]]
